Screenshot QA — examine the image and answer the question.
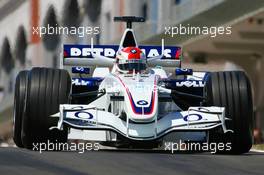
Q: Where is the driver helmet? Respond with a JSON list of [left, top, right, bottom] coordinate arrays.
[[116, 47, 146, 73]]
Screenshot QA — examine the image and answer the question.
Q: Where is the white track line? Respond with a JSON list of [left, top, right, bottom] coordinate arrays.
[[0, 143, 9, 147], [250, 149, 264, 153]]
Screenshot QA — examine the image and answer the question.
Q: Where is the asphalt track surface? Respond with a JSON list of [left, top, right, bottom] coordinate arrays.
[[0, 147, 264, 175]]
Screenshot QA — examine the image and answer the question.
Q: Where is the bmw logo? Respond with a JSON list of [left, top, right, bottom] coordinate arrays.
[[131, 49, 137, 54], [137, 100, 148, 106], [74, 111, 94, 119], [183, 114, 202, 122]]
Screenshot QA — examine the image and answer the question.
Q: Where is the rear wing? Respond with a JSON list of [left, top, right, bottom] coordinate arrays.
[[62, 45, 182, 68]]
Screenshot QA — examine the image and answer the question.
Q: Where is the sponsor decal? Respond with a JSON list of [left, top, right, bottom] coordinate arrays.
[[176, 81, 205, 87], [183, 114, 202, 122], [64, 45, 181, 59], [72, 78, 91, 86], [136, 100, 149, 106], [72, 78, 102, 86]]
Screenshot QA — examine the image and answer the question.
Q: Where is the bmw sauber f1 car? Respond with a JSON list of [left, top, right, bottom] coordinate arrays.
[[13, 16, 253, 154]]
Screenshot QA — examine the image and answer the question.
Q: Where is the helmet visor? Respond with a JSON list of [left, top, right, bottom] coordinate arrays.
[[118, 59, 146, 71]]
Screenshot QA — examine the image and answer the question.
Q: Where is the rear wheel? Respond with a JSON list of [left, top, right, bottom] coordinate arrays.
[[13, 70, 29, 148], [205, 71, 253, 154], [21, 68, 71, 149]]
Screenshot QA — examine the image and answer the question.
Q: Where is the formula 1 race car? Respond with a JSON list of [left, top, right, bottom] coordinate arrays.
[[13, 16, 253, 154]]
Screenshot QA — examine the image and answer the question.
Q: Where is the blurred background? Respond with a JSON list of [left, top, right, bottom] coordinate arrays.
[[0, 0, 264, 145]]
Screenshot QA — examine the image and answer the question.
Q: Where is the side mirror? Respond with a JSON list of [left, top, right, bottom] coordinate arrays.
[[175, 68, 193, 76], [72, 67, 90, 74]]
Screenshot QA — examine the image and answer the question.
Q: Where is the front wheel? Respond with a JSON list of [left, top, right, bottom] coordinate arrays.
[[205, 71, 253, 154], [21, 68, 71, 149], [13, 70, 29, 148]]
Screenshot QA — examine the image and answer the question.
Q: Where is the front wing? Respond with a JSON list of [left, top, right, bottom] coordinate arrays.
[[50, 105, 232, 141]]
